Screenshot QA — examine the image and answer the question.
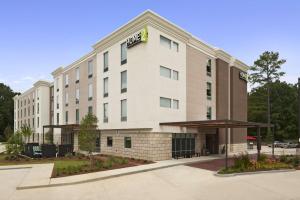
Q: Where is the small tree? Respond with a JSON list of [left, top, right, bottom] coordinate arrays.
[[20, 125, 33, 143], [249, 51, 286, 141], [78, 113, 98, 165], [6, 131, 24, 155], [4, 125, 13, 141]]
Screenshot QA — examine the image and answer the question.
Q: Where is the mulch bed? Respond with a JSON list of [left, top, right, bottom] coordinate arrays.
[[186, 158, 235, 171]]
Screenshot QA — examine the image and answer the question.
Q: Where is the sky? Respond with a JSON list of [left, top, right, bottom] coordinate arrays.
[[0, 0, 299, 92]]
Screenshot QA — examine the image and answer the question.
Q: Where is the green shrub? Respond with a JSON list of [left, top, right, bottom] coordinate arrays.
[[233, 154, 251, 170], [257, 154, 268, 163], [103, 160, 113, 169], [75, 152, 86, 159], [65, 152, 73, 158], [95, 160, 103, 168], [292, 156, 300, 167]]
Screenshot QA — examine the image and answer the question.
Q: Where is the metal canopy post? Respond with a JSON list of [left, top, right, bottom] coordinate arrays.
[[272, 125, 275, 157], [43, 126, 45, 144], [225, 128, 228, 169], [257, 127, 261, 160]]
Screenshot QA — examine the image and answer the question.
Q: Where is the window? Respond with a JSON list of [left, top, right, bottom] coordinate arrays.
[[173, 99, 179, 109], [124, 137, 131, 148], [56, 113, 59, 125], [207, 82, 212, 100], [32, 118, 34, 128], [28, 107, 30, 116], [160, 66, 171, 78], [65, 74, 69, 87], [88, 106, 93, 114], [121, 99, 127, 121], [121, 71, 127, 93], [107, 136, 113, 147], [103, 103, 108, 123], [56, 78, 59, 92], [65, 92, 69, 106], [88, 60, 93, 78], [32, 105, 34, 114], [207, 106, 212, 120], [173, 70, 179, 80], [160, 35, 171, 49], [76, 89, 80, 104], [104, 52, 108, 72], [121, 42, 127, 65], [65, 111, 68, 124], [56, 95, 59, 109], [207, 59, 212, 76], [76, 68, 80, 83], [160, 97, 171, 108], [37, 103, 39, 114], [28, 119, 30, 127], [103, 78, 108, 97], [37, 117, 39, 128], [24, 108, 26, 117], [88, 84, 93, 101], [173, 41, 179, 52], [76, 109, 79, 124]]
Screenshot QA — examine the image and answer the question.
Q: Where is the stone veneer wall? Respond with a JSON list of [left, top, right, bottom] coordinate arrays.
[[100, 131, 172, 161], [230, 143, 247, 153]]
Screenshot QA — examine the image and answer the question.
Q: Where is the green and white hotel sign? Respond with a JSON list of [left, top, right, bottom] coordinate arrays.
[[239, 71, 248, 82], [126, 27, 148, 48]]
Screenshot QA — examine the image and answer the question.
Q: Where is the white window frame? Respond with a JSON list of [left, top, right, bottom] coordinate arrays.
[[160, 97, 171, 108], [65, 74, 69, 86], [88, 83, 93, 99], [173, 70, 179, 80], [121, 99, 127, 121], [103, 78, 108, 97], [121, 71, 127, 93], [160, 66, 172, 78], [160, 35, 171, 49], [88, 60, 93, 76], [76, 67, 80, 81]]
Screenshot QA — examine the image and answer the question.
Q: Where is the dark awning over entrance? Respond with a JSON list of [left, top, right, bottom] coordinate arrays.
[[160, 119, 273, 129]]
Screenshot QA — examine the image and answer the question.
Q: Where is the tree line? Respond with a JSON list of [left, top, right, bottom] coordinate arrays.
[[248, 51, 298, 142], [0, 83, 19, 141]]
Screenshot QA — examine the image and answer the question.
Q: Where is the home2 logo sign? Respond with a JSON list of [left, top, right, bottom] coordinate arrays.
[[126, 27, 148, 48], [239, 71, 248, 82]]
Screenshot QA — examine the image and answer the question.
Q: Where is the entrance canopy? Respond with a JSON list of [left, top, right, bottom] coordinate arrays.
[[160, 119, 273, 129], [160, 119, 274, 169]]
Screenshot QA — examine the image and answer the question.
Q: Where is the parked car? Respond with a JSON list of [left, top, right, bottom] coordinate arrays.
[[268, 141, 283, 148], [283, 142, 298, 149]]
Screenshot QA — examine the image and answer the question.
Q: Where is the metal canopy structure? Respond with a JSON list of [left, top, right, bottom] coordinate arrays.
[[160, 119, 273, 128], [160, 119, 274, 169], [42, 124, 80, 145]]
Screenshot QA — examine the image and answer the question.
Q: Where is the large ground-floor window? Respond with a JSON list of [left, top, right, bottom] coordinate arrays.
[[172, 133, 195, 158]]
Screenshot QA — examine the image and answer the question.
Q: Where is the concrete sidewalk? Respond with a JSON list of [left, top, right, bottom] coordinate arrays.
[[16, 156, 220, 190]]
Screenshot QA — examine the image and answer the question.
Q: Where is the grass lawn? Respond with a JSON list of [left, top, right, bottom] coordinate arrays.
[[0, 154, 151, 178]]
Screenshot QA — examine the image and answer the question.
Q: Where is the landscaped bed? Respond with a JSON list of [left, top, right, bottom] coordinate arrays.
[[218, 154, 299, 175], [0, 153, 152, 178]]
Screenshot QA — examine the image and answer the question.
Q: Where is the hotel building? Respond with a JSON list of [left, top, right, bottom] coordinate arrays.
[[14, 10, 248, 161]]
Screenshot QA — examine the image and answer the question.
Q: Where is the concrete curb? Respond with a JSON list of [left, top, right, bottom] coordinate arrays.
[[0, 166, 32, 171], [214, 169, 296, 177], [16, 157, 218, 190]]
